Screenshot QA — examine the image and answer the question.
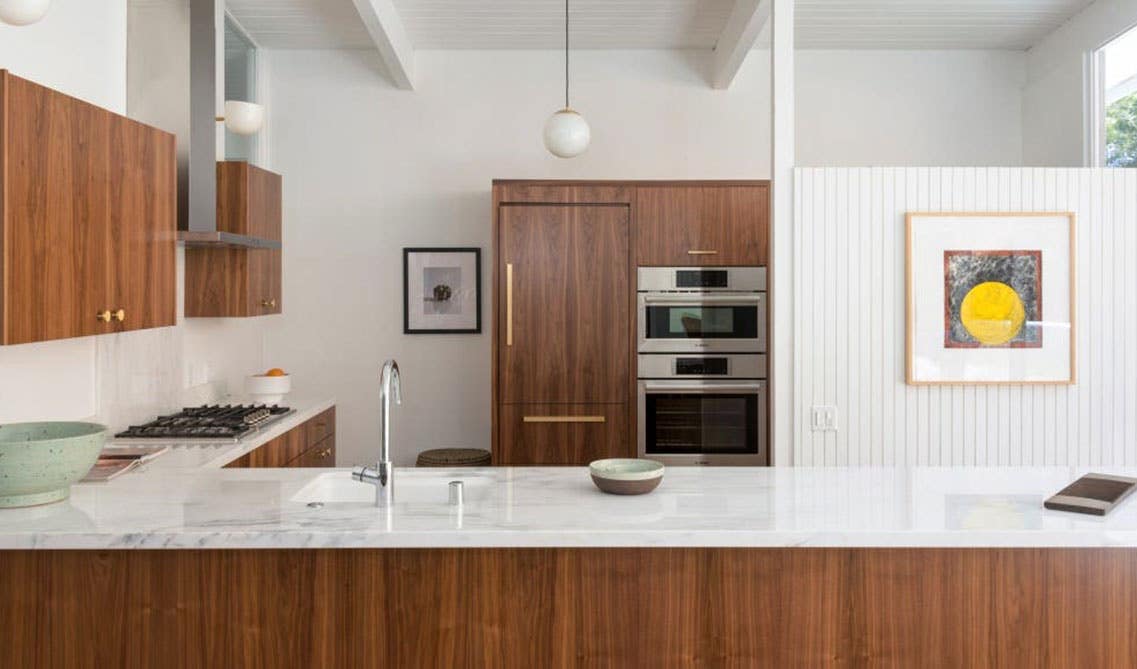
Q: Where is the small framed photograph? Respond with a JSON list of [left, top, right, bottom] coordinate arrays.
[[906, 212, 1076, 385], [403, 248, 482, 334]]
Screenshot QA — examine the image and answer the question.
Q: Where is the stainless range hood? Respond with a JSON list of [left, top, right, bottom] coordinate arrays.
[[127, 0, 280, 250]]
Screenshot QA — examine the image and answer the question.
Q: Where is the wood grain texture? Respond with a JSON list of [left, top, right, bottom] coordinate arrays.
[[185, 162, 283, 318], [498, 203, 630, 404], [224, 409, 336, 468], [185, 247, 281, 318], [0, 71, 175, 344], [496, 182, 632, 205], [3, 548, 1137, 668], [635, 184, 768, 266], [497, 403, 631, 464], [216, 161, 282, 241]]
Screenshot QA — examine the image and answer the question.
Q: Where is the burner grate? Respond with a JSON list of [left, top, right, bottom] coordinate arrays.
[[114, 404, 293, 441]]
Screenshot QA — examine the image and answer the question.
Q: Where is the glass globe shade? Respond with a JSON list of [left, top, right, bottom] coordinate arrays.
[[0, 0, 50, 25], [543, 108, 590, 158], [223, 100, 265, 136]]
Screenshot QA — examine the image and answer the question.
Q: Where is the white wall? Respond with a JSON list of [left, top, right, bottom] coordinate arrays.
[[1023, 0, 1137, 166], [794, 167, 1137, 466], [267, 47, 1033, 466], [0, 1, 269, 429], [796, 51, 1026, 166], [266, 49, 771, 466]]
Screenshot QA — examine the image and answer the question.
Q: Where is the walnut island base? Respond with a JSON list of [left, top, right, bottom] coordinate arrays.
[[3, 547, 1136, 668]]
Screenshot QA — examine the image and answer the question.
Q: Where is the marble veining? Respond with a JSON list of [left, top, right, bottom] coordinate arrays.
[[2, 463, 1137, 549]]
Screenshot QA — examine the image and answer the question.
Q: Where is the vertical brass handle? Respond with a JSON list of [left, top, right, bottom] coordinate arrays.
[[95, 310, 112, 323], [112, 309, 125, 322], [506, 263, 513, 346]]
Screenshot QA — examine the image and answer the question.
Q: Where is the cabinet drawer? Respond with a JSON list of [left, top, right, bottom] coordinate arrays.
[[496, 404, 630, 465], [224, 424, 307, 468], [306, 407, 336, 445], [288, 434, 336, 467]]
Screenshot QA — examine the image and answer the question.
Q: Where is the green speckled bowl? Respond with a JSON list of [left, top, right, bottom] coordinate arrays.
[[0, 422, 106, 508]]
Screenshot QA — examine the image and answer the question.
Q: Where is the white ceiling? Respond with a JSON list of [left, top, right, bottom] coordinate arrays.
[[227, 0, 1096, 51]]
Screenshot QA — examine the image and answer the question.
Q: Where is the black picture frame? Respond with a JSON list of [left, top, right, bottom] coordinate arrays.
[[403, 247, 482, 334]]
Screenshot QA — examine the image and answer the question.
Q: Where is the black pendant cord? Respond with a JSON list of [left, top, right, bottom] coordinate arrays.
[[564, 0, 570, 109]]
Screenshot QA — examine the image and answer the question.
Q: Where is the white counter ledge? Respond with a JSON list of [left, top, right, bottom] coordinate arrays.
[[5, 465, 1137, 550]]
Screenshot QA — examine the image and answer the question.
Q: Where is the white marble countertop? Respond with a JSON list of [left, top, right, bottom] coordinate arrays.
[[106, 396, 336, 469], [4, 464, 1137, 549]]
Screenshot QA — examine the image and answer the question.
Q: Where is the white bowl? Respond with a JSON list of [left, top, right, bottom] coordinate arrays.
[[245, 373, 291, 405]]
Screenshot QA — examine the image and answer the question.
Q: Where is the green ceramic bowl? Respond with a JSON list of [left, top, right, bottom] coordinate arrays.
[[0, 422, 106, 508], [589, 458, 665, 495]]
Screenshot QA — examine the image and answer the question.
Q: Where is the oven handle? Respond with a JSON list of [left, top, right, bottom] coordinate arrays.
[[641, 381, 765, 393], [641, 294, 763, 305]]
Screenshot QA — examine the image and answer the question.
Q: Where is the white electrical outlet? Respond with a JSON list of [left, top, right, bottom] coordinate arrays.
[[810, 405, 838, 432]]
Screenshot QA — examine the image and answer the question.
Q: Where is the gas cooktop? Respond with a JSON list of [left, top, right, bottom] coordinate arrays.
[[114, 404, 294, 443]]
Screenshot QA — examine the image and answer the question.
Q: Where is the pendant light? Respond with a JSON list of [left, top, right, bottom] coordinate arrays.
[[0, 0, 51, 25], [542, 0, 590, 158]]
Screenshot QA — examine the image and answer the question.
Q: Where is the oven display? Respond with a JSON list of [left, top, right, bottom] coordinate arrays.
[[675, 270, 729, 288], [675, 358, 728, 375]]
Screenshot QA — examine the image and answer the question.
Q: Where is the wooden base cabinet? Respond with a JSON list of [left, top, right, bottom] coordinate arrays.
[[225, 407, 335, 468], [0, 70, 176, 345], [497, 404, 631, 465], [5, 547, 1137, 668]]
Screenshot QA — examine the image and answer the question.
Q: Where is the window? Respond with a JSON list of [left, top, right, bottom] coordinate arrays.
[[224, 15, 259, 162], [1095, 25, 1137, 167]]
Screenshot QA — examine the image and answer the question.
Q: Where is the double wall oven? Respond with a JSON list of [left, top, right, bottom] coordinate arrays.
[[637, 267, 768, 465]]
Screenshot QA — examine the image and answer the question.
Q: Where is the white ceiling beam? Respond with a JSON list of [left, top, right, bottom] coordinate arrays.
[[350, 0, 415, 90], [711, 0, 771, 89]]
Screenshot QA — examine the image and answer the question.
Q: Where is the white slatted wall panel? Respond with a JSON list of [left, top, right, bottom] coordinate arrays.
[[793, 168, 1137, 466]]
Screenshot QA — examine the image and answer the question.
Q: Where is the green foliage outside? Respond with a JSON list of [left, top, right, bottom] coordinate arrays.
[[1106, 92, 1137, 167]]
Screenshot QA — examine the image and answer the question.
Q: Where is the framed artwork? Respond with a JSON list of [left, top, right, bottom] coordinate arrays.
[[906, 212, 1076, 385], [403, 248, 482, 334]]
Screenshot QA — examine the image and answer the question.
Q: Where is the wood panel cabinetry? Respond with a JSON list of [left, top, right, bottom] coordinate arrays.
[[636, 184, 768, 266], [185, 162, 283, 318], [225, 407, 335, 468], [493, 191, 633, 465], [0, 70, 176, 345], [492, 180, 769, 465]]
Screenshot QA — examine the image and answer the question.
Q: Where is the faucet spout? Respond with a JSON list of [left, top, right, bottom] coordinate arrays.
[[353, 359, 401, 508]]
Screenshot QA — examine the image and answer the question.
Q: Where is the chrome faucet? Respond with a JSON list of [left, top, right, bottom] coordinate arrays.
[[352, 359, 401, 507]]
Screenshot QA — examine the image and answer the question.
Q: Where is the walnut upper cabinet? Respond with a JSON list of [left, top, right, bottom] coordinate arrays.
[[0, 70, 176, 345], [184, 162, 283, 318], [635, 184, 768, 266]]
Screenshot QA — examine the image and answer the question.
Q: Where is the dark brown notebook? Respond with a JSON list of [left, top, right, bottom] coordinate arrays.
[[1044, 473, 1137, 516]]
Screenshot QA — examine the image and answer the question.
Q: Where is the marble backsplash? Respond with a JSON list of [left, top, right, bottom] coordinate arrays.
[[0, 249, 270, 431]]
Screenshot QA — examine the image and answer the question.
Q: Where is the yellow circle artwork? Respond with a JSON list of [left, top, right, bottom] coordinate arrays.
[[959, 281, 1026, 346]]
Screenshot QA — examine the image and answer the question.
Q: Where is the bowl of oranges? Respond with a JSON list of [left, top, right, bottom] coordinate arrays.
[[245, 367, 291, 404]]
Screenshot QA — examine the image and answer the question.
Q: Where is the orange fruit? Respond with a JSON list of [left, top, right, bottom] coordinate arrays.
[[265, 368, 287, 377]]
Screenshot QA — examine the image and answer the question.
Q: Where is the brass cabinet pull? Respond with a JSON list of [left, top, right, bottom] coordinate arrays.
[[687, 250, 719, 256], [261, 298, 277, 309], [506, 263, 514, 346], [112, 309, 125, 322], [96, 310, 112, 323], [522, 415, 606, 424], [319, 448, 332, 458]]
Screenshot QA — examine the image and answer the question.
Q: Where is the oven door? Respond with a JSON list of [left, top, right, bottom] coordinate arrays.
[[638, 293, 766, 353], [637, 379, 767, 465]]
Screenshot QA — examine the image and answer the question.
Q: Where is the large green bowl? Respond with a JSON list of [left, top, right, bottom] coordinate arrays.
[[0, 422, 106, 508]]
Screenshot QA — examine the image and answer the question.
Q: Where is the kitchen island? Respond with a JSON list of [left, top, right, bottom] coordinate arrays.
[[3, 466, 1136, 666]]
